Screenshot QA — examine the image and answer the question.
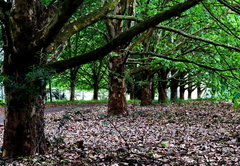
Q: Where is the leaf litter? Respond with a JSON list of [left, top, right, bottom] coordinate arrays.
[[0, 100, 239, 165]]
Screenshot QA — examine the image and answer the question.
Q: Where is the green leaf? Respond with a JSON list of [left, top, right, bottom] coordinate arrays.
[[148, 152, 154, 156], [161, 141, 169, 148], [32, 158, 38, 162]]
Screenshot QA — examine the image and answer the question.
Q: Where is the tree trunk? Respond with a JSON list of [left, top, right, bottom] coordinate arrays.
[[108, 51, 128, 116], [179, 72, 186, 100], [170, 80, 178, 101], [1, 0, 49, 157], [70, 68, 77, 101], [140, 70, 152, 106], [106, 0, 128, 116], [197, 82, 204, 98], [158, 69, 168, 103], [180, 85, 185, 100], [129, 81, 135, 100], [49, 79, 53, 102], [2, 58, 47, 157], [188, 82, 193, 99], [93, 82, 99, 100], [70, 81, 75, 101], [170, 70, 179, 101]]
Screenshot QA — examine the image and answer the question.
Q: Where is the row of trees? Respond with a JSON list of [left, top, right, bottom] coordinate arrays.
[[0, 0, 239, 158], [51, 0, 239, 105]]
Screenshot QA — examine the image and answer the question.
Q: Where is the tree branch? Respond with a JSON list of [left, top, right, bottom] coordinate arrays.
[[29, 0, 85, 53], [107, 15, 240, 52], [47, 0, 204, 72], [217, 0, 240, 15], [45, 0, 120, 54], [128, 52, 237, 74]]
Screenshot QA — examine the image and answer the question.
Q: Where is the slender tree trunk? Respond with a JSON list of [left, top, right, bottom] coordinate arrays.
[[49, 79, 53, 102], [93, 82, 99, 100], [70, 81, 75, 101], [70, 68, 77, 101], [188, 82, 193, 99], [108, 50, 128, 116]]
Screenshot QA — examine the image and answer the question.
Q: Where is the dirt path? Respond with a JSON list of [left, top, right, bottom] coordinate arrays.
[[0, 102, 107, 124]]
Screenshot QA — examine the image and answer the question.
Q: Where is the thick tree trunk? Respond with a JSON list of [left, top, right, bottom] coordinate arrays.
[[140, 70, 152, 106], [180, 85, 185, 100], [179, 72, 186, 100], [1, 0, 49, 157], [158, 69, 168, 103], [170, 79, 178, 101], [108, 51, 128, 116], [2, 63, 47, 157], [158, 82, 167, 103]]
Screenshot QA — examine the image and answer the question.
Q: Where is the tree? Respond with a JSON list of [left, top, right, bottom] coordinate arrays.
[[0, 0, 219, 158], [0, 0, 119, 158]]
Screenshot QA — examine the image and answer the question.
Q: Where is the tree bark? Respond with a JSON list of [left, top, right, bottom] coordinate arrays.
[[3, 74, 47, 157], [179, 72, 186, 100], [1, 0, 49, 157], [158, 69, 168, 103], [93, 82, 99, 100], [106, 0, 128, 116], [188, 83, 193, 99], [170, 70, 178, 101], [70, 68, 78, 101], [180, 85, 185, 100], [197, 82, 204, 98], [108, 51, 128, 116], [70, 81, 76, 101], [140, 70, 152, 106]]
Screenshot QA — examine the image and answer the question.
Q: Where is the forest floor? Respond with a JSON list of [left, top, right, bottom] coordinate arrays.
[[0, 100, 239, 165]]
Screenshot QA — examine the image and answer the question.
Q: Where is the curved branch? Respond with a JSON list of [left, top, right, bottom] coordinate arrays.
[[156, 25, 240, 52], [47, 0, 204, 72], [46, 0, 120, 54], [29, 0, 85, 53]]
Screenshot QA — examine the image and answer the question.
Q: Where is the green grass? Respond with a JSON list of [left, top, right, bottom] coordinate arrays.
[[46, 99, 108, 104]]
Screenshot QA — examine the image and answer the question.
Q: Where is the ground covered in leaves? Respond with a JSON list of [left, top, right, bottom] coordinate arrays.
[[0, 100, 239, 165]]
